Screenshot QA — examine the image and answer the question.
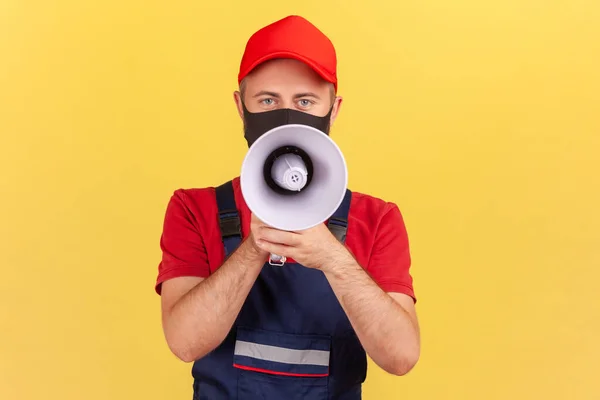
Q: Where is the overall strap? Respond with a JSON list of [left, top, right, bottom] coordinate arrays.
[[215, 180, 243, 258], [327, 189, 352, 244]]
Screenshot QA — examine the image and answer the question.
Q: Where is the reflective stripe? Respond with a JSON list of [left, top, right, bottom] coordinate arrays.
[[234, 340, 330, 366]]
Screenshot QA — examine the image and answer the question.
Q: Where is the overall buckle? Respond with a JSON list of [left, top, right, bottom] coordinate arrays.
[[268, 254, 287, 266]]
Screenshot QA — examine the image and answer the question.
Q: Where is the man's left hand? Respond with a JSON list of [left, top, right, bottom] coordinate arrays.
[[253, 215, 352, 271]]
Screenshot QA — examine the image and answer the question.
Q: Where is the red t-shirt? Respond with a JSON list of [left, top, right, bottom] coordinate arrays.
[[155, 177, 415, 302]]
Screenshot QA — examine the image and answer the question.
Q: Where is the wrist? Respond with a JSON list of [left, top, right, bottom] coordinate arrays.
[[321, 245, 360, 276], [239, 236, 268, 264]]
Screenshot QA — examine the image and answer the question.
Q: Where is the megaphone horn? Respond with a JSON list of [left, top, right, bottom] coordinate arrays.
[[240, 124, 348, 266]]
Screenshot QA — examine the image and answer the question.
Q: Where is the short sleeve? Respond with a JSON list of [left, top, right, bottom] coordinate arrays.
[[366, 203, 416, 302], [155, 190, 210, 295]]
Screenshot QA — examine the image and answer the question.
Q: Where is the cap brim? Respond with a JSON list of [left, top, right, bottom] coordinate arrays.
[[239, 51, 337, 91]]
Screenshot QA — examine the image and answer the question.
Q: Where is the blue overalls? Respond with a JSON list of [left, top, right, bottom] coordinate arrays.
[[191, 180, 367, 400]]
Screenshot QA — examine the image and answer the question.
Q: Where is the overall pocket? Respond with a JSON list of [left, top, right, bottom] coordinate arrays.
[[233, 327, 331, 400]]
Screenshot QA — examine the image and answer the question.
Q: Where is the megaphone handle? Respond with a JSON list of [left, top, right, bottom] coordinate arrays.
[[269, 253, 287, 266]]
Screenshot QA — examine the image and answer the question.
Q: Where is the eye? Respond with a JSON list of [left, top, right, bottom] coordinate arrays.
[[260, 98, 275, 106], [298, 99, 313, 108]]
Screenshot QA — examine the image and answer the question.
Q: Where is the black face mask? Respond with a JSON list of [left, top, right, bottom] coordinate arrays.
[[242, 102, 333, 147]]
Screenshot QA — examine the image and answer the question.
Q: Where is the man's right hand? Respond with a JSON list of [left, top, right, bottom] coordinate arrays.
[[247, 213, 271, 258], [159, 216, 267, 363]]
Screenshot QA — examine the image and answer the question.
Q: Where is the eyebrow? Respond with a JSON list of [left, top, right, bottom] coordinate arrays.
[[252, 91, 322, 100], [252, 90, 280, 98], [294, 92, 321, 100]]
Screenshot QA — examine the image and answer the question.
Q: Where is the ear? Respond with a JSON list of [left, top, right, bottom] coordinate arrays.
[[329, 96, 343, 125], [233, 90, 244, 120]]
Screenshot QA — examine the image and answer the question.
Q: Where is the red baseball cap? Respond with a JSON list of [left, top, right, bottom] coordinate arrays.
[[238, 15, 338, 92]]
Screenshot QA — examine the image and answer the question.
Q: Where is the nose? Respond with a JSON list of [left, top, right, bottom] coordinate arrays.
[[276, 99, 295, 110]]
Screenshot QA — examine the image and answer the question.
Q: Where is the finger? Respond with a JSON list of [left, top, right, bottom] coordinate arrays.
[[290, 223, 324, 235], [251, 214, 266, 226], [258, 228, 301, 246], [257, 240, 295, 259]]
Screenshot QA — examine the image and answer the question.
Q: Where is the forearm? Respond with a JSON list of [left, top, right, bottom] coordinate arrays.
[[164, 239, 266, 362], [323, 254, 419, 376]]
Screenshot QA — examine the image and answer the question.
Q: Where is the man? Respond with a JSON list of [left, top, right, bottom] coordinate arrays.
[[155, 15, 420, 399]]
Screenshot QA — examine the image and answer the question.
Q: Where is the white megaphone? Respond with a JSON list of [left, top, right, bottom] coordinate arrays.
[[240, 124, 348, 266]]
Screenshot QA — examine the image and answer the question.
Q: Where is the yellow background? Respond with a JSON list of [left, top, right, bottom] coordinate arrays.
[[1, 0, 599, 399]]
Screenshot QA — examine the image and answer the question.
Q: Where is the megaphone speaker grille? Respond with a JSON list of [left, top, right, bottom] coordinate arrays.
[[263, 145, 313, 195]]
